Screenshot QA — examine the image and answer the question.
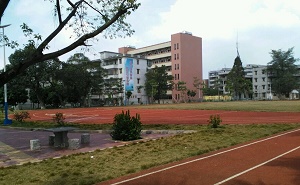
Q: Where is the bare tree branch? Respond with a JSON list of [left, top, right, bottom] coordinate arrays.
[[67, 0, 76, 8], [56, 0, 62, 24], [0, 0, 10, 22], [0, 0, 138, 86], [83, 0, 108, 22]]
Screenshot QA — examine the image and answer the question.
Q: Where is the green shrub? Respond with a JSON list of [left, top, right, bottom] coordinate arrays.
[[13, 111, 30, 122], [110, 110, 142, 141], [53, 112, 65, 126], [208, 114, 222, 128]]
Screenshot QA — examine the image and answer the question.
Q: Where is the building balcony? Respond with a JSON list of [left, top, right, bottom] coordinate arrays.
[[151, 61, 172, 68], [147, 52, 171, 60], [102, 64, 121, 69]]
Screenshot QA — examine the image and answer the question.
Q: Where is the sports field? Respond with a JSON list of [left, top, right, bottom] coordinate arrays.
[[28, 101, 300, 125], [3, 100, 300, 184]]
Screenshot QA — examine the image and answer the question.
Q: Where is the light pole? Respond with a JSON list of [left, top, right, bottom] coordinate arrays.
[[1, 24, 12, 125]]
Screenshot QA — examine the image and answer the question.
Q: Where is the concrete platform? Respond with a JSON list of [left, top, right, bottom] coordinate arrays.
[[0, 127, 175, 167]]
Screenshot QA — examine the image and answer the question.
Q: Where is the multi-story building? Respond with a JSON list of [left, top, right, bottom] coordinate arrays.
[[207, 64, 300, 100], [208, 65, 269, 100], [251, 65, 272, 100], [208, 68, 231, 95], [118, 31, 203, 102], [96, 51, 149, 105]]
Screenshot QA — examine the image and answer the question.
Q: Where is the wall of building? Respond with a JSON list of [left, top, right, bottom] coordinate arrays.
[[171, 32, 203, 102], [100, 52, 148, 105], [119, 32, 203, 103]]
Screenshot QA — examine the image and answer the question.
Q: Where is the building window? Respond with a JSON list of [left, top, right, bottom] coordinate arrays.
[[262, 85, 265, 89], [255, 78, 257, 82], [177, 64, 180, 70], [119, 59, 122, 64], [137, 59, 139, 65], [255, 85, 257, 90], [262, 70, 265, 74], [174, 64, 177, 70], [262, 77, 265, 82], [177, 53, 179, 60], [177, 74, 180, 80], [174, 54, 176, 60], [119, 68, 122, 74], [137, 69, 140, 74], [255, 71, 257, 75], [174, 74, 177, 80], [138, 98, 140, 103], [177, 43, 179, 49], [137, 78, 140, 84], [174, 44, 176, 50]]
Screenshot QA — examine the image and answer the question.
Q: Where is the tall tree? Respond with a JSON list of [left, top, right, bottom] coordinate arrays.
[[145, 65, 173, 104], [267, 47, 299, 99], [226, 56, 252, 100], [58, 53, 100, 107], [9, 45, 62, 109], [193, 77, 202, 100], [103, 78, 123, 106], [0, 0, 140, 86], [177, 81, 187, 102], [0, 68, 28, 107]]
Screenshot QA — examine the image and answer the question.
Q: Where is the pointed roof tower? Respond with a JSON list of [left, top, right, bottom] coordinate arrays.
[[236, 31, 240, 59]]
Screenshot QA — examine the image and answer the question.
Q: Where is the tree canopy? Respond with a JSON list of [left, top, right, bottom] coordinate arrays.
[[144, 65, 173, 104], [226, 56, 252, 100], [4, 48, 106, 108], [267, 47, 299, 98], [0, 0, 140, 86]]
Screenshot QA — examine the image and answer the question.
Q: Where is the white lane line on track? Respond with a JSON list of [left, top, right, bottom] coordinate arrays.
[[214, 145, 300, 185], [111, 128, 300, 185]]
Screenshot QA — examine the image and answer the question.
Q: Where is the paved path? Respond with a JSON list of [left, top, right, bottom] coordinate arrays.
[[0, 127, 172, 167], [99, 129, 300, 185]]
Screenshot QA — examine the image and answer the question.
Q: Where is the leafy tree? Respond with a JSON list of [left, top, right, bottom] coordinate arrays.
[[57, 53, 100, 107], [0, 68, 28, 107], [193, 77, 202, 100], [226, 56, 252, 100], [200, 81, 218, 96], [202, 87, 219, 96], [145, 66, 173, 104], [126, 91, 132, 105], [103, 78, 123, 106], [8, 45, 62, 109], [0, 0, 141, 86], [187, 89, 196, 102], [267, 47, 299, 99], [177, 81, 187, 102]]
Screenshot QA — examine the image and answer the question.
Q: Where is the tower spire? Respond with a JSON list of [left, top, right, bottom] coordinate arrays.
[[236, 31, 240, 58]]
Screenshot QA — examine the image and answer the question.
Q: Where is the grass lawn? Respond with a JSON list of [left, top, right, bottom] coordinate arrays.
[[0, 100, 300, 185]]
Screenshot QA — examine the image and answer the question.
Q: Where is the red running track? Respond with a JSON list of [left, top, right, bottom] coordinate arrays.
[[99, 128, 300, 185], [27, 107, 300, 125]]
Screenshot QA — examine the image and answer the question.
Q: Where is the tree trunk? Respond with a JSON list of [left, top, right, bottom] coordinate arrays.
[[36, 93, 46, 109]]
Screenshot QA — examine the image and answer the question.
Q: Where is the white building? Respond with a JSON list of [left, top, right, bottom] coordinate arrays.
[[208, 64, 300, 100], [98, 51, 149, 105]]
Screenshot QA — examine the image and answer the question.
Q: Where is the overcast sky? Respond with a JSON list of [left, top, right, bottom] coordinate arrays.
[[1, 0, 300, 78]]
